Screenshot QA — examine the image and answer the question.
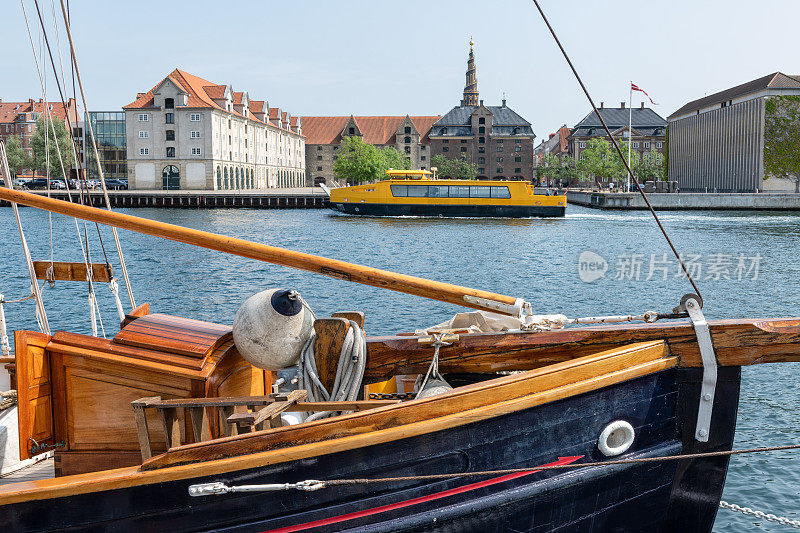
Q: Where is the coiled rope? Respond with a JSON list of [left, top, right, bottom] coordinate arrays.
[[298, 307, 366, 422], [0, 390, 17, 411]]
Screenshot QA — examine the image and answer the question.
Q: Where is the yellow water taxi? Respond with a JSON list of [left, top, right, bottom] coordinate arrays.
[[329, 170, 566, 217]]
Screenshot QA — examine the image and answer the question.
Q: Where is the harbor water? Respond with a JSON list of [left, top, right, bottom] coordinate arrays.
[[1, 204, 798, 531]]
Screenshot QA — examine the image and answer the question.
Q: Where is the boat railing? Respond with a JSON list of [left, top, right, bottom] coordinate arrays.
[[131, 393, 399, 461]]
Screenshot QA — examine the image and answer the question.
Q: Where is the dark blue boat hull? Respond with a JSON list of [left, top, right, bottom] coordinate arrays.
[[0, 366, 740, 532], [331, 202, 566, 218]]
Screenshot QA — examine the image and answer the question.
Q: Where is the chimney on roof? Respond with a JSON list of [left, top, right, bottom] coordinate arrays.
[[549, 133, 555, 139], [479, 99, 484, 106], [640, 102, 645, 110], [620, 102, 625, 109], [600, 102, 604, 109]]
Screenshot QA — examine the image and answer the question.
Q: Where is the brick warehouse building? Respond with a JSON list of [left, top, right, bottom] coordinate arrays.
[[0, 98, 82, 173], [302, 115, 440, 186], [429, 40, 536, 180]]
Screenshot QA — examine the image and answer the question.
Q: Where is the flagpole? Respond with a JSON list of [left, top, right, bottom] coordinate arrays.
[[627, 81, 633, 192]]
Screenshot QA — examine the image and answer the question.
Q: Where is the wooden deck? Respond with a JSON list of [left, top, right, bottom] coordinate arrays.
[[0, 457, 54, 486]]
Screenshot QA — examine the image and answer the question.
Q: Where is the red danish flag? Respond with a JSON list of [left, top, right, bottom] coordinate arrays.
[[631, 83, 658, 105]]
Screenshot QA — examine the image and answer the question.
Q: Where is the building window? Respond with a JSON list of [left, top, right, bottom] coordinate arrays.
[[139, 147, 149, 156], [515, 156, 522, 162], [497, 139, 503, 143], [190, 113, 201, 122], [405, 146, 411, 154], [657, 142, 663, 149], [190, 131, 201, 139], [165, 113, 174, 124], [478, 157, 485, 164], [317, 166, 323, 171], [404, 126, 411, 134], [442, 139, 449, 144], [497, 157, 503, 162], [317, 145, 322, 151], [478, 147, 485, 153], [191, 147, 202, 156], [404, 136, 411, 143], [317, 155, 322, 161], [478, 167, 485, 174], [138, 114, 149, 122], [579, 141, 586, 148], [442, 147, 449, 152], [460, 139, 466, 143], [138, 131, 149, 138], [166, 147, 175, 158], [479, 136, 485, 144], [515, 139, 522, 143], [460, 147, 466, 153], [164, 98, 174, 109], [420, 145, 425, 150], [479, 117, 485, 124], [644, 141, 650, 148], [515, 146, 521, 152], [440, 127, 447, 135], [479, 126, 485, 134], [348, 127, 355, 134], [166, 130, 175, 141], [162, 165, 180, 190], [497, 146, 503, 152], [632, 142, 639, 148], [421, 155, 426, 161], [515, 168, 522, 174], [496, 168, 503, 174]]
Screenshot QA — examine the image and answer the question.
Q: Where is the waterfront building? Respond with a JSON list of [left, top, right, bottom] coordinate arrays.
[[0, 97, 82, 174], [428, 40, 536, 180], [85, 111, 127, 181], [124, 69, 305, 190], [534, 125, 570, 166], [668, 72, 800, 192], [567, 103, 666, 163], [301, 115, 440, 186]]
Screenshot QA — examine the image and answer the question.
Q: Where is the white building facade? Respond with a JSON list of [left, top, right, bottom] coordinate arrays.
[[124, 69, 305, 190]]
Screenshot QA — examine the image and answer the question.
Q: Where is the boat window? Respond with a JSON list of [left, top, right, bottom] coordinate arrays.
[[470, 186, 491, 198], [407, 185, 429, 197], [450, 186, 470, 198], [429, 185, 449, 198], [491, 186, 511, 198], [391, 185, 408, 196]]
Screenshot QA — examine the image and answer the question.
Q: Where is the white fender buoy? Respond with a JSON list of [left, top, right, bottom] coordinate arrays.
[[233, 289, 314, 371], [416, 378, 453, 399], [597, 420, 635, 457]]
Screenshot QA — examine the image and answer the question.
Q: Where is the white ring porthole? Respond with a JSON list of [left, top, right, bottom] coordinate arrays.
[[597, 420, 635, 457]]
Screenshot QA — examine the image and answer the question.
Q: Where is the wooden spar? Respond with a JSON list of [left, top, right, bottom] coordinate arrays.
[[362, 317, 800, 381], [0, 187, 521, 315]]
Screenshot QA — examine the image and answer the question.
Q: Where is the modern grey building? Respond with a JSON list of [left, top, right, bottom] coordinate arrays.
[[668, 72, 800, 192], [85, 111, 127, 181]]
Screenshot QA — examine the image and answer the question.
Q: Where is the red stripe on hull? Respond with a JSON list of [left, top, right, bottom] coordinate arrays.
[[263, 456, 584, 533]]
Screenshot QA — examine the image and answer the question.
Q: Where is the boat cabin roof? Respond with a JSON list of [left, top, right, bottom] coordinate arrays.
[[385, 169, 433, 179]]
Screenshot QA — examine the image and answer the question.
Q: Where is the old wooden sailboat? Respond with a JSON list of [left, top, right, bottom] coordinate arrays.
[[1, 184, 799, 532], [2, 1, 799, 531]]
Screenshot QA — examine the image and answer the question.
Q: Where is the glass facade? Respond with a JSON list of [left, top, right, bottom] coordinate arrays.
[[85, 111, 127, 181]]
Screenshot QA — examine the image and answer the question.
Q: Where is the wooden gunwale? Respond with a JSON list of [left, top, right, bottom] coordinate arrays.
[[362, 317, 800, 380], [0, 341, 674, 504]]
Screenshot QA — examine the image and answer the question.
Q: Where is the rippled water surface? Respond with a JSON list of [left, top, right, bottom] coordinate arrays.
[[1, 204, 799, 531]]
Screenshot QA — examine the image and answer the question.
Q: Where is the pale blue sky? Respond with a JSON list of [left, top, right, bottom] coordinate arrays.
[[2, 0, 798, 137]]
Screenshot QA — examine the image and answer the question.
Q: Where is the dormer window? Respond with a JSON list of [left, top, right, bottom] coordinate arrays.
[[404, 136, 411, 143], [164, 98, 174, 109], [479, 117, 485, 124], [440, 128, 447, 135], [479, 126, 485, 134], [404, 127, 411, 134], [348, 127, 355, 135]]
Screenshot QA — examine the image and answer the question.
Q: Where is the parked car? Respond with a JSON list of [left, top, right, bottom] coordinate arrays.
[[13, 178, 31, 188], [103, 179, 128, 190], [22, 178, 66, 190]]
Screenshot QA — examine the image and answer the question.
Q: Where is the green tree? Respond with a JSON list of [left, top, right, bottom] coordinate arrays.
[[764, 96, 800, 192], [381, 146, 411, 172], [638, 149, 665, 182], [30, 116, 75, 178], [536, 153, 579, 186], [431, 154, 477, 179], [579, 138, 623, 183], [3, 135, 31, 178], [333, 136, 387, 184]]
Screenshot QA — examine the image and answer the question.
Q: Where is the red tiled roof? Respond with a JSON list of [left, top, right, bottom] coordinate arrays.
[[249, 100, 265, 113], [124, 69, 301, 135], [301, 115, 441, 145], [0, 98, 78, 125]]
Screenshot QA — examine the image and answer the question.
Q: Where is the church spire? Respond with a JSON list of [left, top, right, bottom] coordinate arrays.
[[461, 37, 479, 107]]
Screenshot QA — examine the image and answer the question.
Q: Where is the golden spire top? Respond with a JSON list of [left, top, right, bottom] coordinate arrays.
[[470, 36, 473, 49]]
